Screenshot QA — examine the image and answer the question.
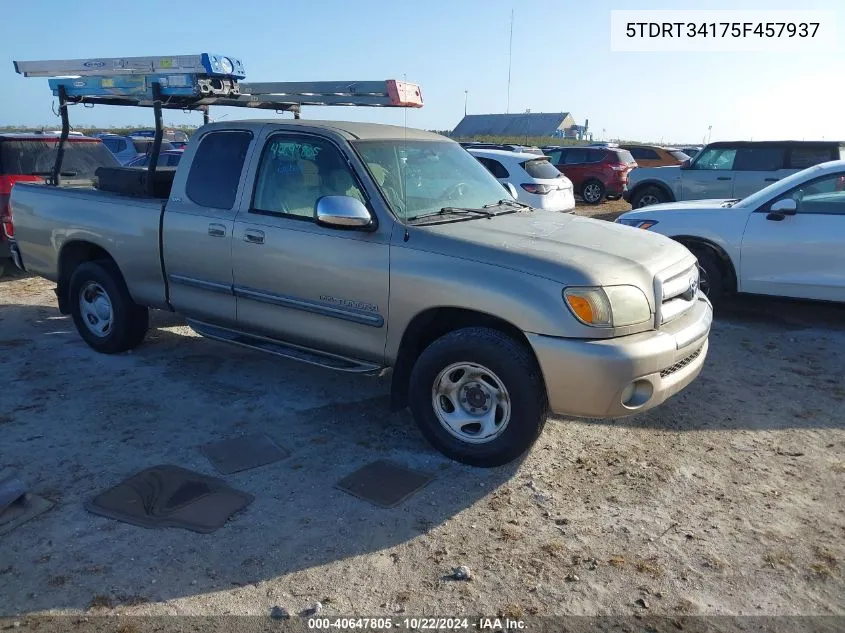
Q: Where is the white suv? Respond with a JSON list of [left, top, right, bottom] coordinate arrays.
[[617, 160, 845, 303], [468, 148, 575, 212], [624, 141, 844, 209]]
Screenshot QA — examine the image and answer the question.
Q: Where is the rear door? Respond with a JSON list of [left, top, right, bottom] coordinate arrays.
[[680, 146, 737, 200], [231, 130, 390, 362], [740, 169, 845, 301], [732, 146, 788, 198], [561, 147, 589, 190], [163, 129, 255, 326]]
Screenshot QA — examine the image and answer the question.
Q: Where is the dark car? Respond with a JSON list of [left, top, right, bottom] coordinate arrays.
[[543, 146, 637, 204], [0, 133, 117, 275], [126, 149, 184, 168]]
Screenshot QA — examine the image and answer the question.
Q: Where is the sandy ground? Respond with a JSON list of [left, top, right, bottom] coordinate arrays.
[[1, 200, 844, 620]]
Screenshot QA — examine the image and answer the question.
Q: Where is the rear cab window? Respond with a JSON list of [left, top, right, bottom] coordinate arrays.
[[522, 158, 561, 179], [0, 137, 118, 181], [185, 131, 253, 209]]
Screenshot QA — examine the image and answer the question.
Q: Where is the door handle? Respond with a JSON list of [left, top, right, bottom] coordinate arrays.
[[208, 223, 226, 237], [716, 176, 731, 181], [244, 229, 265, 244], [764, 178, 780, 182]]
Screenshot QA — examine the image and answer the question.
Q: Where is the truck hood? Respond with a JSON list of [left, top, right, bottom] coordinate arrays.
[[408, 210, 694, 293]]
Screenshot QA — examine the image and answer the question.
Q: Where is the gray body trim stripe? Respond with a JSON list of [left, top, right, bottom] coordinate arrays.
[[168, 274, 233, 294], [234, 286, 384, 328]]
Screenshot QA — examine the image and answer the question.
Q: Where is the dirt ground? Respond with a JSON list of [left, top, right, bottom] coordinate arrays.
[[1, 200, 844, 620]]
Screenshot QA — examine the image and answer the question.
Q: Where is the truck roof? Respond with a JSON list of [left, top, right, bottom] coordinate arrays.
[[200, 119, 445, 141]]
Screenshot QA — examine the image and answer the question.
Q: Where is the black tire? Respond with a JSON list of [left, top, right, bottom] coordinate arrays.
[[689, 247, 725, 301], [408, 327, 548, 467], [631, 185, 668, 208], [581, 179, 606, 205], [69, 260, 149, 354]]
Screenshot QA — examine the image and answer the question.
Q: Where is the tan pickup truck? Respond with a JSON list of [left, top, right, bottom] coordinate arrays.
[[8, 120, 712, 466]]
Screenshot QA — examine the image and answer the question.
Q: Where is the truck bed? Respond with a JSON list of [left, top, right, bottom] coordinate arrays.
[[11, 182, 168, 309]]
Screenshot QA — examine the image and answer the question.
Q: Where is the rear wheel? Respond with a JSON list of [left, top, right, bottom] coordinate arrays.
[[581, 179, 605, 205], [408, 327, 548, 467], [631, 185, 667, 208], [69, 260, 149, 354]]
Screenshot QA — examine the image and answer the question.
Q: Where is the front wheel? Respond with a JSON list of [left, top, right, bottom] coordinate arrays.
[[689, 247, 726, 301], [69, 260, 149, 354], [408, 327, 548, 467], [631, 185, 667, 209]]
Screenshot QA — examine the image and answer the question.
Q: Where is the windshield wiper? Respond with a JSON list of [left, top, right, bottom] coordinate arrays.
[[720, 199, 741, 208], [406, 207, 496, 222], [484, 198, 531, 210]]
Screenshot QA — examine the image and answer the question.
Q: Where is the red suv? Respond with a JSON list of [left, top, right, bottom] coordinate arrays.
[[543, 146, 637, 205], [1, 134, 118, 276]]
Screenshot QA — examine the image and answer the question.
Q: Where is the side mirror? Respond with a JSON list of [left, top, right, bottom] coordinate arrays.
[[503, 182, 519, 199], [316, 196, 374, 230], [770, 198, 797, 215], [680, 158, 691, 170]]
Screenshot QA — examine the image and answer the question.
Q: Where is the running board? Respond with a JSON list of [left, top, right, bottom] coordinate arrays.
[[186, 319, 384, 374]]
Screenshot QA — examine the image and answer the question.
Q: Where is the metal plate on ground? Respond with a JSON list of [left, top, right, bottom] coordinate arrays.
[[0, 494, 54, 537], [85, 465, 253, 534], [335, 460, 434, 508], [201, 433, 289, 475]]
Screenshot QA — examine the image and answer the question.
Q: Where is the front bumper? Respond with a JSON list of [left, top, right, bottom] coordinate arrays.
[[528, 296, 712, 419]]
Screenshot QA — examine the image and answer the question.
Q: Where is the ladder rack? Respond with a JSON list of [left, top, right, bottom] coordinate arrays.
[[12, 53, 423, 193]]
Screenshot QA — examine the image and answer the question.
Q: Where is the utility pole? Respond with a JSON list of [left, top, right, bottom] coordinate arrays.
[[464, 90, 468, 117], [707, 125, 712, 144], [506, 9, 514, 113]]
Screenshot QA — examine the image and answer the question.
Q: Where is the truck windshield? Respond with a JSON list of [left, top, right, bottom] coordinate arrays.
[[352, 140, 514, 221]]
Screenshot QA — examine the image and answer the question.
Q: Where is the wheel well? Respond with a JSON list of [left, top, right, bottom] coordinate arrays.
[[389, 307, 533, 412], [672, 236, 738, 292], [631, 181, 675, 203], [56, 242, 115, 314]]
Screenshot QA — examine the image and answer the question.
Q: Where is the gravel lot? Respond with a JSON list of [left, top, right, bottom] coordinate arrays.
[[1, 201, 844, 620]]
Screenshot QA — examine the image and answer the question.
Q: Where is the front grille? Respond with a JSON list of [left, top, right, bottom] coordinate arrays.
[[658, 265, 699, 326], [660, 346, 703, 378]]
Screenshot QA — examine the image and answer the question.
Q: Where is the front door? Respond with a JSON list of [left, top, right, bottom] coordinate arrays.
[[680, 146, 737, 200], [231, 131, 390, 363], [162, 129, 255, 326], [741, 170, 845, 301]]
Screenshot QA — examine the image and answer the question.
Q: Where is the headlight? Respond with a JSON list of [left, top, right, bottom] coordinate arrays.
[[617, 218, 658, 230], [564, 285, 652, 328]]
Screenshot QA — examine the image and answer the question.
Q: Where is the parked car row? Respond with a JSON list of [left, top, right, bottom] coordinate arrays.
[[94, 133, 177, 165]]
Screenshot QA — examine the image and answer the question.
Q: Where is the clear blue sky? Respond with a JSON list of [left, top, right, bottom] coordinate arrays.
[[1, 0, 842, 143]]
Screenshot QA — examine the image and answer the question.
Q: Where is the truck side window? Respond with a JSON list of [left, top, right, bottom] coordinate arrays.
[[185, 131, 253, 210], [252, 135, 365, 220]]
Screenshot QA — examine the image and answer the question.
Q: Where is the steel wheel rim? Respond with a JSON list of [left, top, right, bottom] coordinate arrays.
[[79, 282, 113, 338], [637, 194, 660, 208], [583, 183, 601, 202], [431, 362, 511, 444]]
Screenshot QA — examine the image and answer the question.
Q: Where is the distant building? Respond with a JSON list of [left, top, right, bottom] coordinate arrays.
[[452, 112, 579, 139]]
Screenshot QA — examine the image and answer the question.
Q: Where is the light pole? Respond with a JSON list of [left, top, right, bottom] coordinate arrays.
[[707, 125, 712, 144], [464, 90, 468, 117]]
